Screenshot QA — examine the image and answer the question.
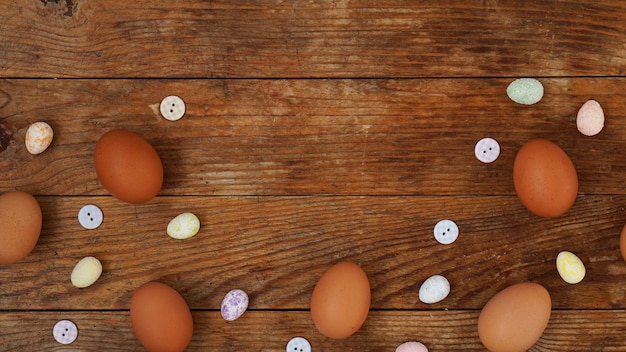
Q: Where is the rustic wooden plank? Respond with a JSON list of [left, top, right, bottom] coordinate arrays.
[[1, 195, 624, 310], [2, 2, 626, 350], [2, 310, 625, 351], [1, 1, 626, 78], [2, 78, 626, 196]]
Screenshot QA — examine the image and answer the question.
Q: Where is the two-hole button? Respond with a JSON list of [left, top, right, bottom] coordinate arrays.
[[286, 337, 311, 352], [474, 137, 500, 163], [78, 204, 103, 230], [53, 319, 78, 344], [160, 96, 186, 121], [433, 219, 459, 245]]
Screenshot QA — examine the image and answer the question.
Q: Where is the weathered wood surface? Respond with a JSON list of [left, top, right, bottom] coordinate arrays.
[[1, 78, 626, 196], [0, 195, 625, 311], [1, 1, 626, 78], [2, 311, 626, 351], [2, 1, 626, 351]]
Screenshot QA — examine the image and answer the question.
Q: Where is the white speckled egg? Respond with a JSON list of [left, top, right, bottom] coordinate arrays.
[[71, 256, 103, 288], [25, 121, 53, 154], [419, 274, 450, 304], [556, 251, 585, 284], [167, 212, 200, 240], [221, 289, 249, 321]]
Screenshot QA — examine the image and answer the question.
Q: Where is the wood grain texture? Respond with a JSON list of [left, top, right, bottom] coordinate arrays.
[[0, 195, 624, 311], [2, 310, 626, 351], [1, 1, 626, 78], [3, 1, 626, 351], [1, 78, 626, 196]]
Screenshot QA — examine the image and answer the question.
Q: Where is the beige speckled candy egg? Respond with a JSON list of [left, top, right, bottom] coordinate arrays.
[[71, 256, 103, 288], [556, 251, 585, 284], [25, 121, 53, 154], [167, 213, 200, 240]]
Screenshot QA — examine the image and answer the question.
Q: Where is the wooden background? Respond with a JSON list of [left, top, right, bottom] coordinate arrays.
[[2, 1, 626, 350]]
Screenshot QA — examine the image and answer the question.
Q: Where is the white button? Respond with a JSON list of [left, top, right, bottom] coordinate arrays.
[[78, 204, 103, 230], [53, 320, 78, 344], [474, 137, 500, 163], [433, 219, 459, 245], [160, 95, 186, 121], [286, 337, 311, 352]]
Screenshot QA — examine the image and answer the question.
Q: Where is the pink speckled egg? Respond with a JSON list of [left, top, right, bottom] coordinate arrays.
[[576, 99, 604, 136], [396, 341, 429, 352]]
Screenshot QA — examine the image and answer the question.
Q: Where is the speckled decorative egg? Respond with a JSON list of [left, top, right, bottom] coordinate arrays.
[[506, 78, 544, 105], [167, 213, 200, 240], [556, 251, 585, 284], [576, 99, 604, 136], [396, 341, 429, 352], [221, 289, 249, 321], [71, 256, 103, 288], [419, 274, 450, 304], [25, 121, 53, 154]]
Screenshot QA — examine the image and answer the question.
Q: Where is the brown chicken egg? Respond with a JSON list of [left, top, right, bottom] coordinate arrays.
[[513, 138, 578, 217], [130, 281, 193, 352], [0, 191, 42, 265], [478, 282, 551, 352], [94, 129, 163, 204], [619, 225, 626, 261], [310, 261, 371, 339]]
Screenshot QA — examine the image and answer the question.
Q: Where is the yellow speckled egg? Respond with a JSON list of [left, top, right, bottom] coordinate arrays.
[[556, 251, 585, 284]]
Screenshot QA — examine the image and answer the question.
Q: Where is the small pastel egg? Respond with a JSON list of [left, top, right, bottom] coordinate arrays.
[[556, 251, 585, 284], [25, 121, 53, 155], [167, 212, 200, 240], [221, 289, 249, 321], [576, 99, 604, 136], [71, 256, 103, 288], [419, 274, 450, 304], [506, 78, 544, 105], [396, 341, 429, 352]]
